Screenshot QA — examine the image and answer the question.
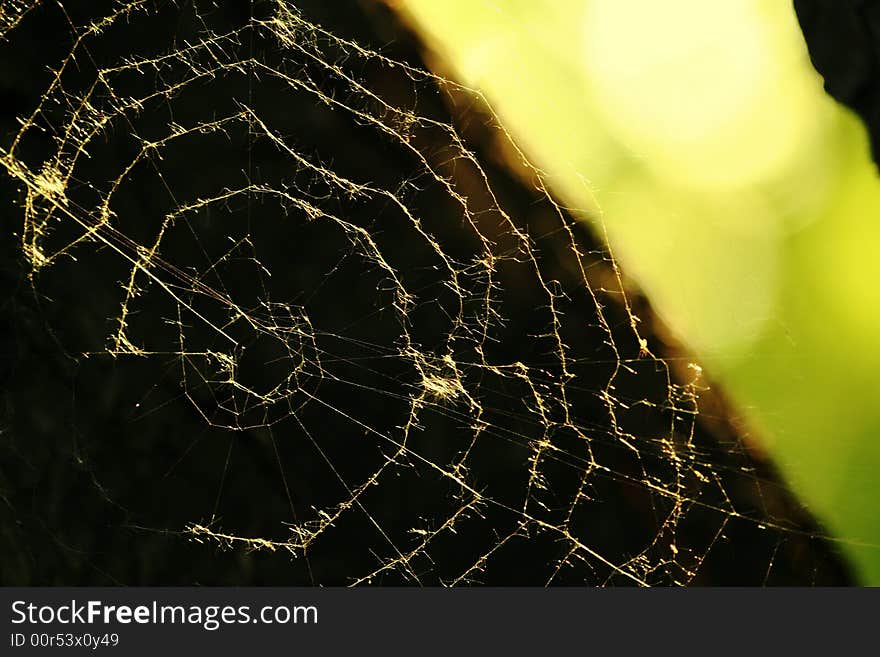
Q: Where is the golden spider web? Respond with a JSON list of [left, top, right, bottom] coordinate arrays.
[[0, 0, 842, 585]]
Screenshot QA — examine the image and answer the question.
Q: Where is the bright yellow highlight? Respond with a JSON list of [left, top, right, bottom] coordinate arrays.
[[583, 0, 816, 189]]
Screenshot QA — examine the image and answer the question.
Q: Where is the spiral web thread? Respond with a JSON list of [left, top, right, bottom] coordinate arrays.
[[0, 0, 820, 585]]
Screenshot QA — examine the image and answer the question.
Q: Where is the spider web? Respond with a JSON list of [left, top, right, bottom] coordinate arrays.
[[0, 0, 850, 585]]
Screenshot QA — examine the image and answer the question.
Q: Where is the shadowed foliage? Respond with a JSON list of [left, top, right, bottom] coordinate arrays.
[[796, 0, 880, 163]]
